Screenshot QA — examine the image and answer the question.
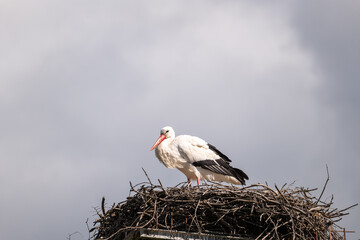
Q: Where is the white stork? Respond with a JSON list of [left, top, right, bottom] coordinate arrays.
[[150, 126, 248, 185]]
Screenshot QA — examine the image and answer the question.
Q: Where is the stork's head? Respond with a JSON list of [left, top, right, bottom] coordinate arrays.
[[160, 126, 175, 138], [150, 126, 175, 151]]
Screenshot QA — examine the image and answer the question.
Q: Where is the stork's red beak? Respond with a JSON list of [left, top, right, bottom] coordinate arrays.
[[150, 134, 166, 151]]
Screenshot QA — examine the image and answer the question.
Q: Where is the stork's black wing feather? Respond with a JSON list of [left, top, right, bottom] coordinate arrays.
[[193, 159, 233, 176], [208, 144, 232, 163], [193, 159, 248, 185]]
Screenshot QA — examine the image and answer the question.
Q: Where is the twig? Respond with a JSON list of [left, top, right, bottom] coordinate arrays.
[[316, 165, 330, 204], [142, 168, 153, 185], [66, 232, 80, 240], [86, 218, 91, 240], [101, 197, 106, 217], [158, 179, 168, 195]]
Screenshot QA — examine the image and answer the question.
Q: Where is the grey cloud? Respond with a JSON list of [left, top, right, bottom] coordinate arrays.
[[290, 0, 360, 235]]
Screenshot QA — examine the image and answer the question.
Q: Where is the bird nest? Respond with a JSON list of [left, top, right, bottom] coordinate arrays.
[[90, 174, 356, 240]]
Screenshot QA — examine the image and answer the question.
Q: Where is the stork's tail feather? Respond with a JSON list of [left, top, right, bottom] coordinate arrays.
[[232, 167, 249, 185]]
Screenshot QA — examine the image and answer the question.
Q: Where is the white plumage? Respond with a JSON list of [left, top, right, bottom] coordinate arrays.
[[150, 126, 248, 185]]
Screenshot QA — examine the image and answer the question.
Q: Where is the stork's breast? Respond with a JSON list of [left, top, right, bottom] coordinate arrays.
[[155, 148, 176, 168]]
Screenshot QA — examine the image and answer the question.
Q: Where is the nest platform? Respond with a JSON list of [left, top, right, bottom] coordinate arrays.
[[91, 179, 355, 240]]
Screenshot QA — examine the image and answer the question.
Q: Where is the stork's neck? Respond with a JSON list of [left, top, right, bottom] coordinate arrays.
[[157, 137, 173, 150], [154, 137, 176, 168]]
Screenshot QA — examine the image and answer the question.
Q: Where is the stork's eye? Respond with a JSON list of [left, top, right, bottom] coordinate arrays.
[[166, 130, 169, 133]]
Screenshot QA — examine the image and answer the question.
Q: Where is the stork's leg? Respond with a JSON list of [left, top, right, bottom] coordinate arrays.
[[197, 177, 200, 186]]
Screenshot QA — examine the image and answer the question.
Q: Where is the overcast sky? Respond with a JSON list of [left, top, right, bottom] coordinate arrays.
[[0, 1, 359, 239]]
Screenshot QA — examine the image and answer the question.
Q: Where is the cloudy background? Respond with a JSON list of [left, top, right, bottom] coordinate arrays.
[[0, 1, 359, 239]]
